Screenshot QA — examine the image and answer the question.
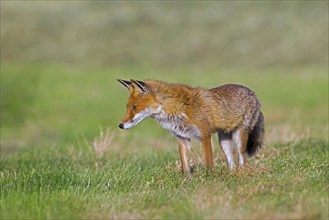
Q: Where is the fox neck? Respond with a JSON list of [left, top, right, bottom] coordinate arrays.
[[152, 107, 201, 140], [144, 80, 202, 139]]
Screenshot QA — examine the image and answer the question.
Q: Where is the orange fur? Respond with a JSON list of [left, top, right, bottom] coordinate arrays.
[[117, 79, 265, 174]]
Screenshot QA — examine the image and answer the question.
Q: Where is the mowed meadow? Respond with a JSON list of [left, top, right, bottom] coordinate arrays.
[[1, 2, 328, 219]]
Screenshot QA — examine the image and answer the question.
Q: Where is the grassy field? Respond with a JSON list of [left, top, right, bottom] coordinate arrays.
[[1, 64, 328, 219], [1, 1, 328, 219]]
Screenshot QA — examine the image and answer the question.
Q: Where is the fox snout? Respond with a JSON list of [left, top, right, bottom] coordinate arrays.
[[118, 107, 155, 130], [118, 122, 131, 129], [118, 120, 134, 130]]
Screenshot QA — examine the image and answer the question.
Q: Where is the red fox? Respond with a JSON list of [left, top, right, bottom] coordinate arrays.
[[117, 79, 264, 173]]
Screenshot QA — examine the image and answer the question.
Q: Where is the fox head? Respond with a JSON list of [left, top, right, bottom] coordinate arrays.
[[117, 79, 161, 129]]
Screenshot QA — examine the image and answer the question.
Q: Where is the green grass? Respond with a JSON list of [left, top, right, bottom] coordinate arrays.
[[1, 139, 328, 219], [1, 63, 328, 219], [1, 2, 328, 218]]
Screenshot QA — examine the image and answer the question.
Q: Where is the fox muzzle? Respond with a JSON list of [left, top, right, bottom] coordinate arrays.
[[119, 108, 154, 130], [118, 121, 134, 129]]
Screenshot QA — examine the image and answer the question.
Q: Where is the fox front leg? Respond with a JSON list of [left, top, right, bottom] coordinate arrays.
[[178, 138, 192, 174], [200, 135, 214, 170]]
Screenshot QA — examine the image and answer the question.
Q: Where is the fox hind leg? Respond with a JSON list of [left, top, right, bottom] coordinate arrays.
[[218, 131, 236, 170], [232, 127, 249, 167]]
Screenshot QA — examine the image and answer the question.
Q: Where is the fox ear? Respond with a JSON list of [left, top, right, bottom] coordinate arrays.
[[131, 79, 147, 93], [117, 79, 132, 90]]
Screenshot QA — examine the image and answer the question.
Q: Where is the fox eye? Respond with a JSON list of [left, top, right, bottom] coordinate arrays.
[[131, 105, 137, 110]]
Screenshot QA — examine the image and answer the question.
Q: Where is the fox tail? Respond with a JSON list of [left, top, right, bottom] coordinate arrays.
[[246, 111, 265, 157]]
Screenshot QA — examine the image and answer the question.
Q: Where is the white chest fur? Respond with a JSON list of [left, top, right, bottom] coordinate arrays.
[[153, 111, 201, 140]]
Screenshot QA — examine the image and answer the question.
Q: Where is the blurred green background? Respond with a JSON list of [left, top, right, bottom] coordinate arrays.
[[1, 2, 328, 219], [1, 1, 328, 150], [2, 1, 328, 68]]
